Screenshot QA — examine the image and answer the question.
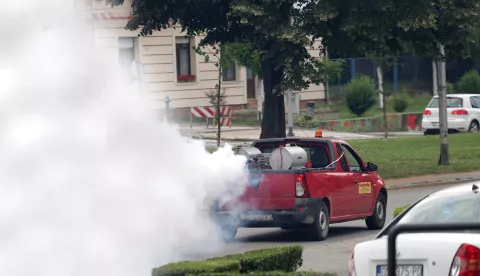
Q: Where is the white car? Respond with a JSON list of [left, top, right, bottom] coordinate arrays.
[[421, 94, 480, 135], [349, 182, 480, 276]]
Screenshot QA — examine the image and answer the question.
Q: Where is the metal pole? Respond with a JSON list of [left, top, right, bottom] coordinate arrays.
[[437, 44, 449, 165], [432, 61, 438, 96], [190, 107, 193, 129], [287, 90, 295, 137]]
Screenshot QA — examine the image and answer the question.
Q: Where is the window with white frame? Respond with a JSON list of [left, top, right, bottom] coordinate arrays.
[[118, 37, 138, 82], [222, 61, 237, 81], [176, 36, 196, 81]]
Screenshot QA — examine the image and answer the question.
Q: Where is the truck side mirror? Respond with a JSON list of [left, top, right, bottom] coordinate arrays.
[[366, 162, 378, 172]]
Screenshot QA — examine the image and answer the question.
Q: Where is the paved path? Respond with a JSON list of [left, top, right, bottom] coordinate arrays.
[[201, 182, 467, 275], [179, 125, 423, 146]]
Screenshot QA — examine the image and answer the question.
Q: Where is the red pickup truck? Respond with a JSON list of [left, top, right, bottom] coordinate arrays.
[[211, 135, 388, 241]]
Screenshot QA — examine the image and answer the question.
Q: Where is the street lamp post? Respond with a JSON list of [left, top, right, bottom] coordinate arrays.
[[287, 90, 295, 137]]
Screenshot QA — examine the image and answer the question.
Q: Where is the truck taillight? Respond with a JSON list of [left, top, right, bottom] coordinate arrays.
[[295, 174, 309, 197], [449, 243, 480, 276], [451, 109, 469, 115], [348, 250, 356, 276]]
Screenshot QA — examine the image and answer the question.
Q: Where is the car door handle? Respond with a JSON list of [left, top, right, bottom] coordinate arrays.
[[354, 180, 358, 184]]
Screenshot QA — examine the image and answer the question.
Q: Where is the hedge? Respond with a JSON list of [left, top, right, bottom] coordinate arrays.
[[393, 205, 410, 218], [153, 245, 304, 276], [152, 260, 241, 276], [194, 272, 337, 276], [207, 245, 304, 273]]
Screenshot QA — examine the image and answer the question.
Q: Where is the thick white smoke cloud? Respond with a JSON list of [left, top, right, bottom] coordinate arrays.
[[0, 1, 248, 276]]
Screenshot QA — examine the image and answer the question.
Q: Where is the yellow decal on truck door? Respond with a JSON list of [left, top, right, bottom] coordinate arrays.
[[358, 182, 372, 194]]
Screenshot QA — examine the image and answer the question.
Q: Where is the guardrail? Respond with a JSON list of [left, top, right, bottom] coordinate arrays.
[[387, 223, 480, 276]]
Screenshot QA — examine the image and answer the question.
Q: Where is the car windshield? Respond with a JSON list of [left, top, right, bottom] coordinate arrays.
[[398, 191, 480, 224], [428, 97, 463, 108]]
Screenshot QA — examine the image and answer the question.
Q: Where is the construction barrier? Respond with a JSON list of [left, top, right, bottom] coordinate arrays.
[[190, 106, 232, 129]]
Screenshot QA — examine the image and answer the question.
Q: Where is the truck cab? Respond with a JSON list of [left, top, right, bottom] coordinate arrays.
[[211, 132, 388, 242]]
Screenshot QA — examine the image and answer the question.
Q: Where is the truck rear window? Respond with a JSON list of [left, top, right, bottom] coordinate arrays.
[[428, 97, 463, 108], [256, 142, 332, 169]]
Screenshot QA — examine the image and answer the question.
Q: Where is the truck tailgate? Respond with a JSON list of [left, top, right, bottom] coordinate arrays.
[[221, 172, 296, 211]]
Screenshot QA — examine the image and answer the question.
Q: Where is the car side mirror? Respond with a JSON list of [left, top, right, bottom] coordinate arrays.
[[366, 162, 378, 172]]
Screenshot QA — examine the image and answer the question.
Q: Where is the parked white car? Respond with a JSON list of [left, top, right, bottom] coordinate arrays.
[[349, 182, 480, 276], [421, 94, 480, 135]]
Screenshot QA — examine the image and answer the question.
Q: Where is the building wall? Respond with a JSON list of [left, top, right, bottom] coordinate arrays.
[[81, 1, 324, 111]]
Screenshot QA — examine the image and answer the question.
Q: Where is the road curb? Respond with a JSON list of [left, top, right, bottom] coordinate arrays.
[[386, 177, 480, 190]]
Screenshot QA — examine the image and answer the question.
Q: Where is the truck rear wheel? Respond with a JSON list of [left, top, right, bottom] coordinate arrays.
[[309, 201, 330, 241], [366, 192, 386, 230], [218, 225, 237, 242]]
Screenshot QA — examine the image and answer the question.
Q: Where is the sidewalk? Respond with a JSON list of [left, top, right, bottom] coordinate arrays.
[[385, 170, 480, 189], [179, 125, 378, 141]]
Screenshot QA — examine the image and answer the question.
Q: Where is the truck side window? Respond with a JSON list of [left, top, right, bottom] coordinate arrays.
[[335, 144, 349, 172], [309, 145, 330, 168], [341, 144, 363, 172]]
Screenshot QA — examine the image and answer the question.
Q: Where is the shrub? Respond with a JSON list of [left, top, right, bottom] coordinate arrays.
[[345, 76, 376, 116], [208, 245, 303, 273], [457, 70, 480, 94], [152, 260, 241, 276], [393, 205, 410, 218], [194, 272, 337, 276], [294, 113, 317, 129], [446, 82, 455, 93], [392, 92, 409, 113]]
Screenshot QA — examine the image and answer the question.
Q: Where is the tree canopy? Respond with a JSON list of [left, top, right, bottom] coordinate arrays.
[[106, 0, 324, 138], [106, 0, 480, 138]]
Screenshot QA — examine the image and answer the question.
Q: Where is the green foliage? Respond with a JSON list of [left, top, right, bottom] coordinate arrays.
[[345, 76, 376, 117], [393, 205, 410, 218], [153, 245, 304, 276], [446, 82, 456, 93], [294, 113, 317, 129], [208, 245, 303, 273], [318, 58, 345, 84], [392, 92, 409, 113], [457, 70, 480, 94], [152, 260, 241, 276]]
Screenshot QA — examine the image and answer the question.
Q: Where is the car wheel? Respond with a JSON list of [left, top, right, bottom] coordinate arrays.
[[366, 192, 387, 230], [309, 201, 330, 241], [218, 225, 237, 242], [468, 120, 479, 133]]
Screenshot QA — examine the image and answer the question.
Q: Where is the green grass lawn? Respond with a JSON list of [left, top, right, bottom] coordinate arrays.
[[348, 133, 480, 179], [323, 95, 432, 120]]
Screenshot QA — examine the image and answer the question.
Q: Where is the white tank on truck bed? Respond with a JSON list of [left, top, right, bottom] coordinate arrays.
[[269, 145, 308, 170]]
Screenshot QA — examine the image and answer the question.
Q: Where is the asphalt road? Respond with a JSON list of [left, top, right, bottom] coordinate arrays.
[[209, 183, 459, 276]]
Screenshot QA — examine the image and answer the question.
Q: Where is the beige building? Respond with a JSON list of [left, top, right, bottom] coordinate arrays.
[[78, 0, 325, 113]]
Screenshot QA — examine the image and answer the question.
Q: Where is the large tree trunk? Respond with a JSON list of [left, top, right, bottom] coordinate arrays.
[[260, 60, 286, 139]]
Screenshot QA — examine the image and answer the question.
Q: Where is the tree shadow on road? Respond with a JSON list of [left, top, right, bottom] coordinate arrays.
[[233, 225, 372, 243]]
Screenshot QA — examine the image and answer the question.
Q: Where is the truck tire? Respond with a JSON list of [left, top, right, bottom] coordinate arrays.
[[218, 225, 237, 242], [366, 192, 387, 230], [309, 201, 330, 241]]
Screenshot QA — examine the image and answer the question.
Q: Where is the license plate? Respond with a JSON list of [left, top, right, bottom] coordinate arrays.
[[431, 122, 439, 127], [239, 214, 273, 221], [376, 265, 423, 276]]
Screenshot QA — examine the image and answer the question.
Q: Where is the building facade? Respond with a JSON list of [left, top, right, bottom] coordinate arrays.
[[79, 0, 326, 112]]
